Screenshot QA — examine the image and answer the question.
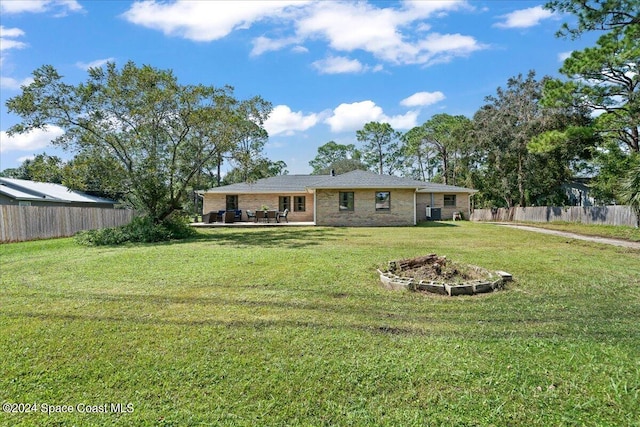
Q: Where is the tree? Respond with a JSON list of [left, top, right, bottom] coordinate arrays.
[[473, 71, 593, 207], [0, 153, 64, 183], [620, 154, 640, 226], [404, 114, 472, 185], [222, 158, 287, 185], [6, 62, 269, 222], [356, 122, 402, 175], [544, 0, 639, 38], [401, 126, 438, 181], [62, 151, 126, 199], [224, 97, 273, 184], [542, 24, 639, 153], [309, 141, 365, 175]]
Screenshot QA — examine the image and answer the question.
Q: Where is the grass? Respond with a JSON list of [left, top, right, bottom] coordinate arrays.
[[1, 222, 639, 426], [515, 221, 640, 242]]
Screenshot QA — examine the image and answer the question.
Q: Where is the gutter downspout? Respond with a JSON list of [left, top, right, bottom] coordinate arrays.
[[313, 190, 317, 225], [413, 190, 417, 225]]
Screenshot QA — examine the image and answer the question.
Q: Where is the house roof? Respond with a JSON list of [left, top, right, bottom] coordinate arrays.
[[203, 170, 477, 194], [203, 174, 327, 194], [0, 178, 117, 204]]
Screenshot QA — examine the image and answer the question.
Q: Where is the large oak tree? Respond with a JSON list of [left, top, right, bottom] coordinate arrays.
[[6, 61, 272, 222]]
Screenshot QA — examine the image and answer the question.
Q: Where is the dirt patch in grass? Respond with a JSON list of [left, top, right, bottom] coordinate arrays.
[[388, 254, 491, 284]]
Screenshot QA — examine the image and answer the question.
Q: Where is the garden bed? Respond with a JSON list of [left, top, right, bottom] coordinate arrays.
[[378, 254, 511, 296]]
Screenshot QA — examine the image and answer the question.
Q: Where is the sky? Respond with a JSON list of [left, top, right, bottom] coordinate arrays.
[[0, 0, 600, 175]]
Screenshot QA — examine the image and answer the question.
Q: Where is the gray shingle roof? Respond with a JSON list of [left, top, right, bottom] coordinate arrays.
[[203, 170, 477, 194], [204, 174, 328, 193]]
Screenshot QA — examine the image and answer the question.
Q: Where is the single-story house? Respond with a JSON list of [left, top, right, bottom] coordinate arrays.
[[0, 177, 117, 208], [200, 170, 477, 226]]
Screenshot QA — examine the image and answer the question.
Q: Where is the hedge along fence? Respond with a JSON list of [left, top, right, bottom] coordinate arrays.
[[0, 205, 137, 243], [470, 205, 638, 227]]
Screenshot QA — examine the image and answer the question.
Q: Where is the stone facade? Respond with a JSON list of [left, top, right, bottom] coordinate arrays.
[[203, 193, 314, 222], [315, 189, 415, 226]]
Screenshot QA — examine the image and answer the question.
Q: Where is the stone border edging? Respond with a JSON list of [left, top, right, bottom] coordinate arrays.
[[377, 268, 512, 296]]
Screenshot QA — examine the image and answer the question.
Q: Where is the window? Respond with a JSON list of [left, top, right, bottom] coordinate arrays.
[[339, 192, 354, 211], [294, 196, 306, 212], [444, 194, 456, 207], [279, 196, 291, 212], [226, 195, 238, 210], [18, 201, 32, 207], [375, 191, 391, 211]]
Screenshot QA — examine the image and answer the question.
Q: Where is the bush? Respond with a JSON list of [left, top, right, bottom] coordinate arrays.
[[75, 214, 196, 246]]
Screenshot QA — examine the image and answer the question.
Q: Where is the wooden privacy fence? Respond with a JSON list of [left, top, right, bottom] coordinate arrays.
[[470, 205, 638, 227], [0, 206, 137, 243]]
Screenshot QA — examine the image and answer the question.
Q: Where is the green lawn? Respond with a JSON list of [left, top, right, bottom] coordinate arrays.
[[1, 222, 639, 426], [515, 221, 640, 242]]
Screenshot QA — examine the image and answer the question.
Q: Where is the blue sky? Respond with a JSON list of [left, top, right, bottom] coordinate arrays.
[[0, 0, 599, 175]]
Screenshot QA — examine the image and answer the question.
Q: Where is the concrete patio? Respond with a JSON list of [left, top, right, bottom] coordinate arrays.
[[191, 221, 315, 228]]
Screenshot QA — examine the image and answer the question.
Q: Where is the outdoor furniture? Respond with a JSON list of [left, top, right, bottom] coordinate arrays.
[[256, 210, 267, 222], [278, 209, 289, 223], [246, 210, 256, 222], [267, 210, 277, 223], [224, 211, 235, 223], [234, 210, 242, 221], [216, 210, 225, 222], [202, 211, 215, 223]]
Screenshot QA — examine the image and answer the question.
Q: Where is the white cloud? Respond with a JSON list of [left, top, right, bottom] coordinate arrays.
[[295, 1, 479, 65], [0, 126, 64, 153], [123, 0, 309, 42], [264, 105, 318, 136], [400, 91, 445, 107], [0, 0, 82, 15], [0, 27, 25, 38], [0, 76, 33, 90], [324, 100, 418, 133], [251, 35, 300, 56], [17, 154, 36, 163], [312, 56, 364, 74], [0, 26, 27, 51], [291, 45, 309, 54], [494, 6, 554, 29], [123, 0, 484, 69], [75, 58, 115, 70], [558, 51, 572, 62]]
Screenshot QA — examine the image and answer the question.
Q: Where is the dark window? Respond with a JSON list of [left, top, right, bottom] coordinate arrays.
[[444, 194, 456, 207], [294, 196, 306, 212], [339, 192, 354, 211], [279, 196, 291, 212], [375, 191, 391, 210], [226, 195, 238, 210]]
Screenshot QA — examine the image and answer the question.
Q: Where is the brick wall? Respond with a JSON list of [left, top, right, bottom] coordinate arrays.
[[315, 189, 415, 226], [202, 193, 313, 222], [416, 192, 471, 220]]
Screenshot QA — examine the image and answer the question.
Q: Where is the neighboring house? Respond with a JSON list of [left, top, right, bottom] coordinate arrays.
[[562, 178, 594, 207], [201, 170, 477, 226], [0, 178, 117, 208]]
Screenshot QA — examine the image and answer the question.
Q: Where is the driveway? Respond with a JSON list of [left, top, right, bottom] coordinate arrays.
[[492, 223, 640, 250]]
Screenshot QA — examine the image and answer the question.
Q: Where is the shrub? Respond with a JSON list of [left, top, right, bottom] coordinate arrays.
[[75, 214, 196, 246]]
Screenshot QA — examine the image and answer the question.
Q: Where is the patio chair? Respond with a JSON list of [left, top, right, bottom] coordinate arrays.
[[234, 210, 242, 221], [278, 208, 289, 223], [267, 210, 277, 223], [246, 210, 257, 222], [202, 211, 214, 223], [224, 211, 235, 223], [216, 210, 225, 222], [256, 210, 267, 222]]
